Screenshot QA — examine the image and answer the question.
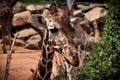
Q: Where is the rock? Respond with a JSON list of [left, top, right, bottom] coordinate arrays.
[[28, 34, 41, 40], [41, 9, 50, 24], [42, 9, 50, 18], [77, 3, 106, 12], [24, 34, 41, 50], [77, 4, 89, 9], [76, 4, 90, 12], [73, 10, 84, 17], [22, 32, 43, 50], [17, 28, 37, 39], [28, 34, 41, 44], [13, 1, 26, 13], [14, 39, 25, 46], [84, 7, 107, 21], [89, 3, 106, 8], [25, 40, 41, 50], [35, 5, 45, 13], [26, 5, 36, 12], [12, 11, 31, 26]]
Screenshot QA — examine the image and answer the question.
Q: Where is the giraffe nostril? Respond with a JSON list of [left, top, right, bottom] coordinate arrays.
[[70, 51, 74, 56]]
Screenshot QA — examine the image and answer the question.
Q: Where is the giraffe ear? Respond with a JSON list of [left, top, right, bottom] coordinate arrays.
[[50, 3, 58, 15], [60, 3, 70, 16]]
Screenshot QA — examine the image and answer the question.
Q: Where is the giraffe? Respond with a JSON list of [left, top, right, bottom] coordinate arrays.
[[28, 3, 79, 80], [0, 0, 18, 53]]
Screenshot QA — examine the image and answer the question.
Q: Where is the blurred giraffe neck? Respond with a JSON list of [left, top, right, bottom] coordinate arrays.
[[29, 31, 55, 80]]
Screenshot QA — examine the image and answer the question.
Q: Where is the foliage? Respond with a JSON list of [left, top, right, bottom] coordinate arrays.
[[77, 0, 120, 80]]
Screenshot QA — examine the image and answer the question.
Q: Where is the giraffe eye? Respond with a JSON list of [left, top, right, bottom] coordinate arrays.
[[50, 27, 58, 33]]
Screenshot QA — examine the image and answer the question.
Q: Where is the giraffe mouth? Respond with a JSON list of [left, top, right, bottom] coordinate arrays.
[[61, 45, 79, 67], [63, 53, 79, 67]]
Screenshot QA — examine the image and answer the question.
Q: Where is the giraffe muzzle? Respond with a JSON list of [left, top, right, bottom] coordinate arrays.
[[63, 53, 79, 67]]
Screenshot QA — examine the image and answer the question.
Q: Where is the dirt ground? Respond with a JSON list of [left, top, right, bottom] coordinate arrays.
[[0, 46, 64, 80]]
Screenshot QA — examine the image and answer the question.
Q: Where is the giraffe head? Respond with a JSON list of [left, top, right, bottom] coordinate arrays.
[[43, 3, 79, 66]]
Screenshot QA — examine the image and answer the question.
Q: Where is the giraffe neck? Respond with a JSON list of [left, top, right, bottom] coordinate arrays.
[[39, 44, 55, 80], [30, 42, 55, 80]]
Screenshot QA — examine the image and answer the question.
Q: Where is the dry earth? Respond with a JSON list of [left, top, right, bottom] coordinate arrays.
[[0, 45, 64, 80]]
